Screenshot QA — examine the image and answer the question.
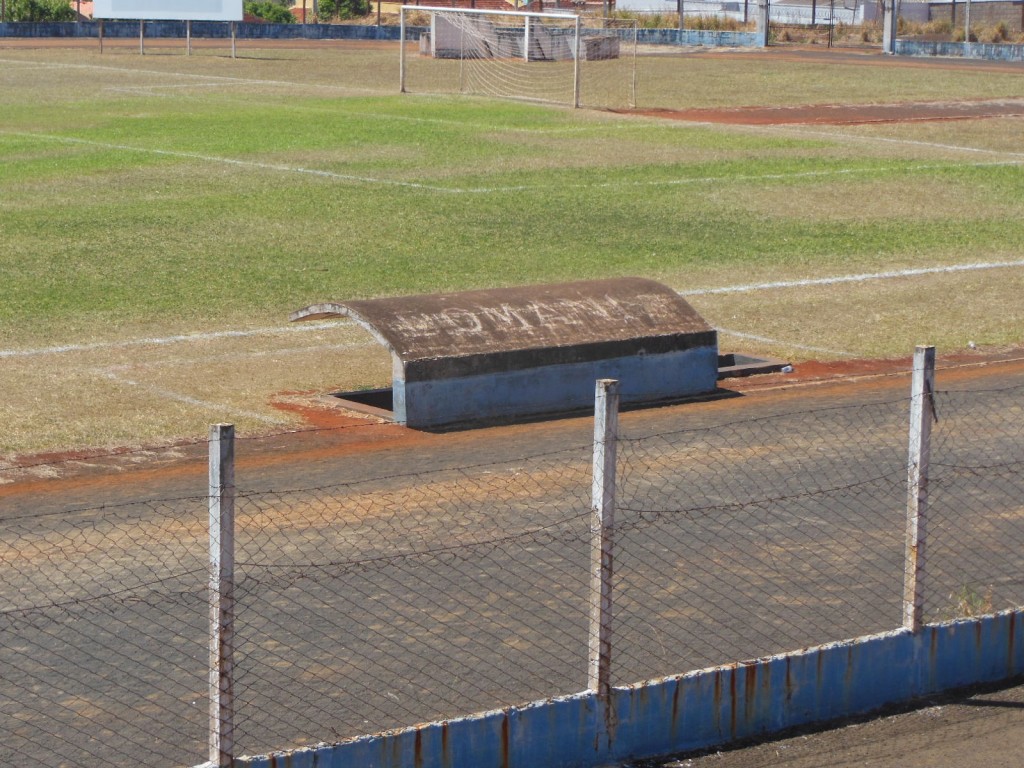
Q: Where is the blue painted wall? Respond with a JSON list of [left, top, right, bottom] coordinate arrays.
[[395, 345, 720, 428], [238, 610, 1024, 768], [5, 21, 1024, 59], [0, 20, 410, 39], [0, 21, 756, 47], [895, 38, 1024, 60]]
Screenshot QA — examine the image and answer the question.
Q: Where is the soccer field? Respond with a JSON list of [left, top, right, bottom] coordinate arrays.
[[1, 40, 1023, 457]]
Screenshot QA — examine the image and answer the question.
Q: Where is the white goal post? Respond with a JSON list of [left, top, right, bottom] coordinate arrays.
[[400, 5, 637, 110]]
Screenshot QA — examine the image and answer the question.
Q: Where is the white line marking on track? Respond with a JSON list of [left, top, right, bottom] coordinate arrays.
[[680, 259, 1024, 296]]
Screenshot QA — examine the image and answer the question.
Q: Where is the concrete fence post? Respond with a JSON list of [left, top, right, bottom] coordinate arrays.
[[755, 0, 770, 47], [209, 424, 236, 767], [588, 379, 619, 698], [882, 0, 898, 54], [903, 346, 936, 632]]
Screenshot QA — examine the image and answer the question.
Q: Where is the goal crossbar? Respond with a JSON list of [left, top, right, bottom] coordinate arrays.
[[401, 5, 578, 21]]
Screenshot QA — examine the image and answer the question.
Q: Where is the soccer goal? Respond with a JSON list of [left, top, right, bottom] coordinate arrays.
[[400, 6, 637, 110]]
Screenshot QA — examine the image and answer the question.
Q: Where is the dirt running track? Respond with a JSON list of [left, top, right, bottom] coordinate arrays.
[[1, 352, 1023, 768]]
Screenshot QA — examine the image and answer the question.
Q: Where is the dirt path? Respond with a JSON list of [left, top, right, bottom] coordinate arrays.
[[643, 678, 1024, 767]]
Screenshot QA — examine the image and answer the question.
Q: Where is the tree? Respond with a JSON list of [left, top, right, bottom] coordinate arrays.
[[7, 0, 77, 21], [317, 0, 369, 21], [244, 0, 296, 22]]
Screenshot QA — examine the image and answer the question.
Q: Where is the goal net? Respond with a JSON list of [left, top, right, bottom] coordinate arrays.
[[400, 6, 637, 109]]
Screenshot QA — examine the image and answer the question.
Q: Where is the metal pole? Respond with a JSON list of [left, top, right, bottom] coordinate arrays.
[[231, 21, 236, 59], [209, 424, 236, 767], [524, 14, 530, 63], [903, 346, 936, 632], [630, 20, 637, 108], [99, 19, 105, 54], [572, 14, 581, 108], [588, 379, 619, 698], [139, 19, 145, 55], [400, 7, 407, 93], [187, 19, 192, 56]]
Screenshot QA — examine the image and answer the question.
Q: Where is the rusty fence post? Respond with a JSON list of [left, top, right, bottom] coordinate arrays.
[[588, 379, 619, 698], [209, 424, 236, 767], [903, 346, 936, 632]]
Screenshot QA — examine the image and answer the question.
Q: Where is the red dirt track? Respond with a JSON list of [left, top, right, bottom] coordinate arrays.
[[626, 97, 1024, 125], [3, 349, 1022, 493]]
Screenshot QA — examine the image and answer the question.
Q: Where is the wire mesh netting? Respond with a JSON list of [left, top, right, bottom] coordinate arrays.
[[0, 375, 1022, 765], [925, 382, 1024, 621], [230, 446, 594, 755], [614, 399, 910, 683], [0, 497, 208, 767]]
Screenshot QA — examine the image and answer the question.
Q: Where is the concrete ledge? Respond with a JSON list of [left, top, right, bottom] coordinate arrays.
[[896, 38, 1024, 60], [237, 609, 1024, 768]]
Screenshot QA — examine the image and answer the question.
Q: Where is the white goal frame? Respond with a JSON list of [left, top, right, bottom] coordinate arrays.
[[401, 6, 586, 107]]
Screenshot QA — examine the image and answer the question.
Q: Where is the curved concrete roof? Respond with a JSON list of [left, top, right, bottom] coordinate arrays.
[[290, 277, 714, 374]]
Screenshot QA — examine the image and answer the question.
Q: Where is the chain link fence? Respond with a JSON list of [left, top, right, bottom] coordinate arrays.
[[0, 369, 1022, 766]]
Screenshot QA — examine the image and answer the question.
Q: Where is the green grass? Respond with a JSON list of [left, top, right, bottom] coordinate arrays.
[[0, 43, 1023, 454], [2, 70, 1023, 344]]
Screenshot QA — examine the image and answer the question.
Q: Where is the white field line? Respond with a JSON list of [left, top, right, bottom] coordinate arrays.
[[96, 370, 290, 425], [9, 129, 1021, 195], [776, 124, 1024, 160], [0, 321, 354, 359], [0, 57, 386, 95], [480, 159, 1024, 194], [1, 131, 460, 192], [2, 259, 1021, 362], [716, 328, 855, 357], [100, 341, 378, 371], [679, 259, 1024, 297]]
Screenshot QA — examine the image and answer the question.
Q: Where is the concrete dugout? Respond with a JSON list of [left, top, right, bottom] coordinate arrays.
[[291, 277, 720, 429]]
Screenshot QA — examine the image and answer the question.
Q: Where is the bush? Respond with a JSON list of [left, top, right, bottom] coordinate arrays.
[[7, 0, 77, 22], [609, 10, 752, 31], [316, 0, 369, 21], [244, 0, 296, 22]]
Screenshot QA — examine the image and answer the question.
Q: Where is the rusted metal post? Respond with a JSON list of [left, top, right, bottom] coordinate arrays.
[[588, 379, 619, 698], [209, 424, 236, 767], [903, 346, 935, 632]]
